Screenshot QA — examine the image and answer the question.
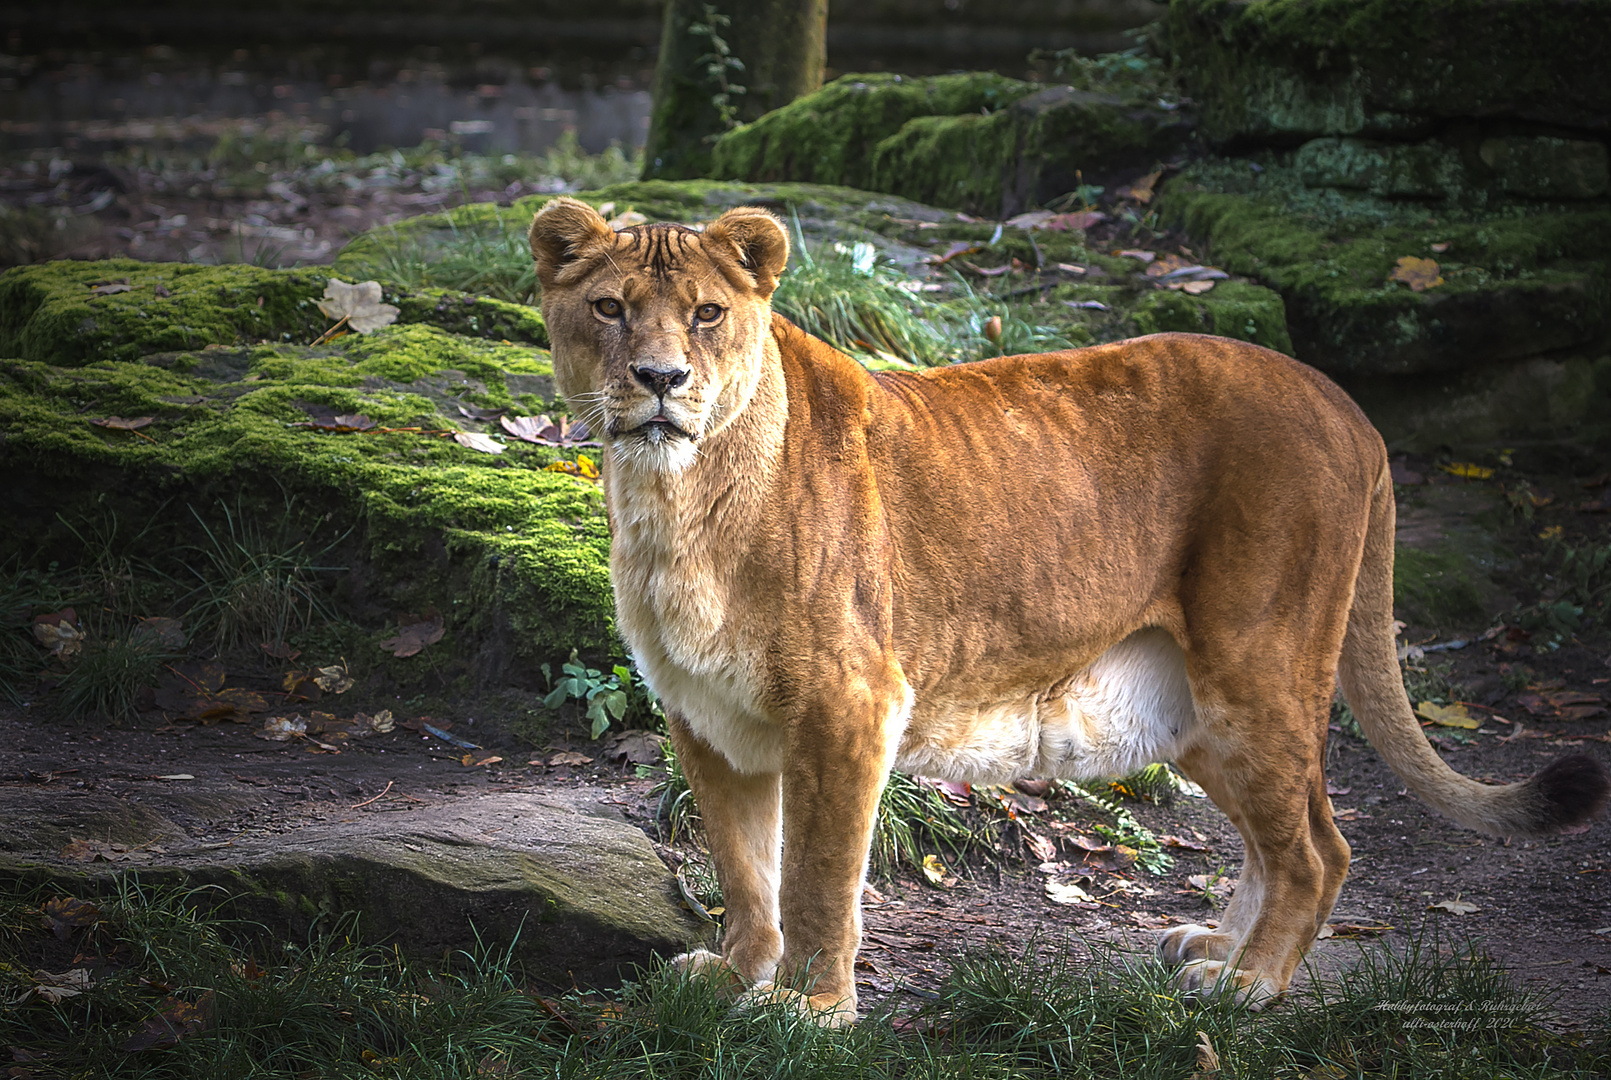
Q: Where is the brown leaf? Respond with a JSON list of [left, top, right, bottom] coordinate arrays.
[[121, 992, 213, 1052], [32, 609, 83, 658], [602, 729, 668, 765], [927, 241, 983, 266], [1116, 170, 1162, 204], [90, 416, 155, 431], [501, 413, 598, 447], [90, 280, 133, 295], [281, 669, 324, 702], [379, 611, 445, 658], [1158, 834, 1211, 852], [1115, 249, 1155, 262], [42, 897, 101, 940], [462, 753, 503, 767], [1144, 253, 1193, 278], [457, 404, 508, 421], [1389, 255, 1443, 292], [548, 750, 593, 767], [312, 663, 354, 694], [1023, 831, 1057, 863]]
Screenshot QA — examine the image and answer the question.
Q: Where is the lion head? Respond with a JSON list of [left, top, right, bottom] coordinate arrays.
[[528, 198, 790, 473]]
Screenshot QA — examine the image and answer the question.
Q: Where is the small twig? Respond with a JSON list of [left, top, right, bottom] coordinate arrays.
[[310, 314, 351, 347], [350, 780, 394, 809]]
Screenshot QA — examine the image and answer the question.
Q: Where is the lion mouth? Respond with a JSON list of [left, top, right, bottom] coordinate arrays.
[[627, 416, 695, 441]]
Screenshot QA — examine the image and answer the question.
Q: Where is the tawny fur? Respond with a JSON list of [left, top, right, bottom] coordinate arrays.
[[528, 197, 1609, 1024]]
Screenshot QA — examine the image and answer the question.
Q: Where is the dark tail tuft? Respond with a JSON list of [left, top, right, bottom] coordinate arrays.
[[1531, 753, 1610, 833]]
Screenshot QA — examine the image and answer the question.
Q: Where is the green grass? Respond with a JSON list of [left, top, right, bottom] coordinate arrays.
[[3, 877, 1605, 1078]]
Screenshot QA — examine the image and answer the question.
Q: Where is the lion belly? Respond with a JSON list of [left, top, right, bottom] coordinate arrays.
[[895, 629, 1196, 784]]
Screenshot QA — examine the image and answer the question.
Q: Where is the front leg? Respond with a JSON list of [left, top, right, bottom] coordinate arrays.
[[665, 713, 783, 986], [772, 675, 912, 1026]]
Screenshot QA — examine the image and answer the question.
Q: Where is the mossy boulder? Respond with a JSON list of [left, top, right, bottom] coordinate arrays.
[[866, 87, 1193, 217], [1131, 280, 1292, 356], [0, 260, 547, 369], [707, 72, 1037, 192], [1167, 0, 1611, 145], [0, 283, 613, 692], [1155, 161, 1611, 377]]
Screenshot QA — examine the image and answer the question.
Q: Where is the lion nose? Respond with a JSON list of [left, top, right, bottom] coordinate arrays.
[[632, 365, 690, 397]]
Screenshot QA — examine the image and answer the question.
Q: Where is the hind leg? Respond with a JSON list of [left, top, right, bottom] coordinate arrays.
[[1159, 720, 1350, 1009]]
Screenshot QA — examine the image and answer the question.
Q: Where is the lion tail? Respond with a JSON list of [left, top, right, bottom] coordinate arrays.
[[1336, 464, 1608, 838]]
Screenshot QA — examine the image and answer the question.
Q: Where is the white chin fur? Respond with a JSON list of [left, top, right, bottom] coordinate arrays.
[[614, 429, 700, 474]]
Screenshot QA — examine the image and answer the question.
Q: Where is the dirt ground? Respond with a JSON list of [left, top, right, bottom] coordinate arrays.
[[6, 595, 1608, 1027]]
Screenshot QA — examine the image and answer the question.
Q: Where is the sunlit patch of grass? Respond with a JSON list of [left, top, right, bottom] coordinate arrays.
[[872, 771, 976, 878], [339, 205, 539, 305]]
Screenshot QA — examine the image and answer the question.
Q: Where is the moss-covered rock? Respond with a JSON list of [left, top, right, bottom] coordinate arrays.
[[1167, 0, 1611, 145], [1131, 280, 1293, 356], [0, 260, 548, 369], [866, 86, 1194, 217], [707, 72, 1036, 191], [0, 280, 614, 690], [1156, 160, 1611, 376]]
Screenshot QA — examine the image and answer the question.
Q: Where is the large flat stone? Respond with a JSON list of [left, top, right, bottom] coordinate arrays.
[[1, 785, 708, 987]]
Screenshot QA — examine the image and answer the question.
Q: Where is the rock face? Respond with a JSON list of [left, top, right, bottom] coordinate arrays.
[[710, 64, 1192, 218], [0, 784, 709, 987], [1166, 0, 1611, 144], [1154, 0, 1611, 445]]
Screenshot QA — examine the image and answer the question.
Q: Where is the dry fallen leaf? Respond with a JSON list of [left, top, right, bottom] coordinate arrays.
[[42, 897, 101, 939], [548, 750, 593, 767], [1116, 249, 1155, 262], [1429, 899, 1480, 915], [312, 663, 354, 694], [379, 612, 446, 658], [1044, 878, 1095, 905], [546, 454, 601, 482], [90, 281, 134, 295], [921, 853, 958, 887], [31, 968, 96, 1004], [1192, 1030, 1221, 1079], [453, 430, 505, 455], [462, 753, 503, 767], [1389, 255, 1443, 292], [1117, 169, 1163, 204], [1414, 701, 1479, 729], [1023, 831, 1058, 863], [258, 715, 308, 741], [315, 279, 399, 334], [1438, 461, 1494, 480], [90, 415, 155, 431], [32, 608, 84, 659]]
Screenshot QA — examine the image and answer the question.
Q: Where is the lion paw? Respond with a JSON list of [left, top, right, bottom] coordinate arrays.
[[1173, 959, 1281, 1010], [670, 949, 745, 995], [732, 981, 857, 1028], [1158, 924, 1234, 967]]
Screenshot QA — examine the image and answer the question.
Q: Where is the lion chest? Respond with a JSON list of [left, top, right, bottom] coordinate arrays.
[[610, 510, 780, 774]]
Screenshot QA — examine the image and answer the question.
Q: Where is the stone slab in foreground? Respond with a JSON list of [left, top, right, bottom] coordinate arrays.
[[0, 786, 709, 988]]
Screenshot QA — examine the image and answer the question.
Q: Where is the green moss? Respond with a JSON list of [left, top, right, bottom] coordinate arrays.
[[708, 72, 1036, 192], [0, 260, 331, 367], [0, 260, 551, 369], [1156, 161, 1611, 375], [1168, 0, 1611, 143], [1132, 281, 1293, 355], [0, 301, 611, 676]]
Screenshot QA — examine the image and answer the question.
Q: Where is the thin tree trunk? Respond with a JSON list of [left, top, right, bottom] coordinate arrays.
[[643, 0, 827, 180]]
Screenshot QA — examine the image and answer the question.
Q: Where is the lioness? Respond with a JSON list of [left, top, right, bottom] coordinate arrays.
[[528, 197, 1608, 1025]]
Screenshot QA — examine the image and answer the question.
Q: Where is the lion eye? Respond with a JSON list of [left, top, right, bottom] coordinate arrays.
[[695, 303, 723, 323], [594, 298, 623, 319]]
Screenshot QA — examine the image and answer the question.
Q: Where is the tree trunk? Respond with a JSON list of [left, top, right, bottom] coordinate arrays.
[[643, 0, 827, 180]]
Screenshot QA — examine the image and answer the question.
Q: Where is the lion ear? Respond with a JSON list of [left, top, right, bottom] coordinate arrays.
[[529, 197, 614, 286], [703, 206, 790, 298]]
